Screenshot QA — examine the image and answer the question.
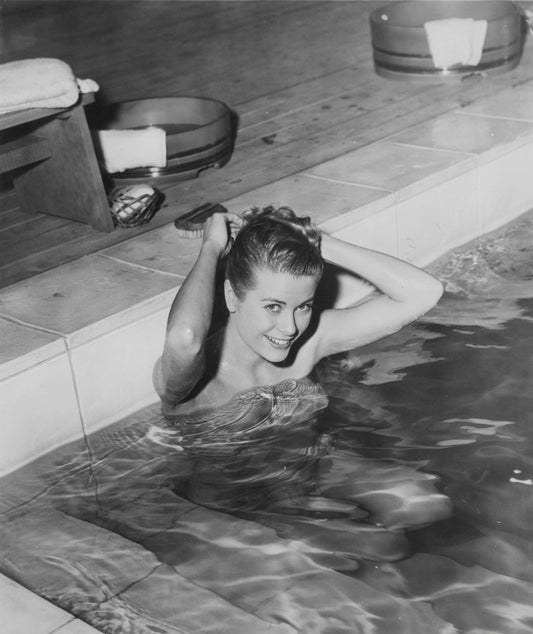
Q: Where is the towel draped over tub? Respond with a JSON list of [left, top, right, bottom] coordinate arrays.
[[424, 18, 488, 69]]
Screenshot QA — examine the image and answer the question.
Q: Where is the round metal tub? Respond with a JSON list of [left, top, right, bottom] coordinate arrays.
[[370, 1, 525, 80], [101, 97, 233, 183]]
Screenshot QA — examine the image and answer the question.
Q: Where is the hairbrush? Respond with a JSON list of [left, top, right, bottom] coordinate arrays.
[[174, 202, 228, 238]]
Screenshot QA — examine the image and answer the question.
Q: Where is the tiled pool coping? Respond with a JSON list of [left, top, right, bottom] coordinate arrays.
[[0, 572, 101, 634], [4, 79, 533, 634], [4, 82, 533, 479]]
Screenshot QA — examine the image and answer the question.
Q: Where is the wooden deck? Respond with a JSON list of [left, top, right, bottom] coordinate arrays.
[[2, 0, 533, 288]]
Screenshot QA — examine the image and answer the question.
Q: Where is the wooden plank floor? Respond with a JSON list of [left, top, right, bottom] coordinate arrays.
[[2, 0, 533, 288]]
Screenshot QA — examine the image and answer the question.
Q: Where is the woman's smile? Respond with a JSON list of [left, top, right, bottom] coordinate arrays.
[[264, 334, 295, 349], [227, 267, 320, 364]]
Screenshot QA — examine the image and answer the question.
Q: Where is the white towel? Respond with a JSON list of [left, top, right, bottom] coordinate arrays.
[[93, 128, 167, 173], [0, 58, 99, 114], [424, 18, 488, 69]]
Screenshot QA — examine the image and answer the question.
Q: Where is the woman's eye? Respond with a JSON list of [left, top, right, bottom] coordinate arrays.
[[298, 303, 313, 312]]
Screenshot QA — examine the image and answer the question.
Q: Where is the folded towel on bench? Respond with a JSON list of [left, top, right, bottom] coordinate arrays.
[[0, 58, 99, 114], [92, 128, 167, 173]]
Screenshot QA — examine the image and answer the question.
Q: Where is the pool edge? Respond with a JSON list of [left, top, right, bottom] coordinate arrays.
[[3, 87, 533, 475]]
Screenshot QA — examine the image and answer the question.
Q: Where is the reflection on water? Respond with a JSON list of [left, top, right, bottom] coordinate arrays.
[[3, 212, 533, 633]]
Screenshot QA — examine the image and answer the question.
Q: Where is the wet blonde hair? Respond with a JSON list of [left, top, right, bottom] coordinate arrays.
[[226, 205, 323, 299]]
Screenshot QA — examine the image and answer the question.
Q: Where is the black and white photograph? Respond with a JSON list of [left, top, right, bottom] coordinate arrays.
[[2, 1, 533, 632]]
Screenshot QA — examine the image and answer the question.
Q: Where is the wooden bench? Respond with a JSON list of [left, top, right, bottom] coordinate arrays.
[[0, 92, 114, 232]]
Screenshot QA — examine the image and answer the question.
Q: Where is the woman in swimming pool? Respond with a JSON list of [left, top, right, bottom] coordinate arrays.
[[153, 205, 444, 415]]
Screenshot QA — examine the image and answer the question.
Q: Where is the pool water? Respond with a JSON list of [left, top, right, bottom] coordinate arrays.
[[3, 210, 533, 633]]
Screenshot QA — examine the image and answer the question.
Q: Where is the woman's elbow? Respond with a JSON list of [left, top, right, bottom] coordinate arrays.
[[418, 278, 445, 313], [429, 277, 445, 303], [166, 324, 204, 358]]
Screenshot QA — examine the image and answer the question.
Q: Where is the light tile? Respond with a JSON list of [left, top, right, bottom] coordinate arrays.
[[306, 141, 475, 201], [319, 207, 399, 309], [224, 173, 392, 226], [478, 141, 533, 234], [0, 255, 180, 338], [331, 204, 399, 256], [397, 170, 479, 267], [0, 433, 90, 514], [66, 289, 175, 349], [0, 317, 66, 381], [390, 112, 533, 161], [0, 353, 82, 475], [70, 309, 167, 434], [101, 224, 201, 277], [315, 192, 397, 235], [1, 506, 168, 619], [0, 573, 71, 634], [113, 564, 293, 634], [461, 82, 533, 121]]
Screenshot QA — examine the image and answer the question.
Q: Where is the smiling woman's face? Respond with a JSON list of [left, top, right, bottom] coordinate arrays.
[[225, 266, 320, 364]]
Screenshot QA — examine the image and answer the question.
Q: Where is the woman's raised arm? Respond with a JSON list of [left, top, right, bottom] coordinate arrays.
[[153, 213, 240, 409], [313, 233, 444, 360]]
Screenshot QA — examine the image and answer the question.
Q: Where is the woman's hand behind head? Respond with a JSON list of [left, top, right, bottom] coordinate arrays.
[[203, 212, 243, 255]]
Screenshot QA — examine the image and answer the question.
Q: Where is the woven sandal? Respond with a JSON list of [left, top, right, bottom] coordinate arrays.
[[108, 184, 164, 228]]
